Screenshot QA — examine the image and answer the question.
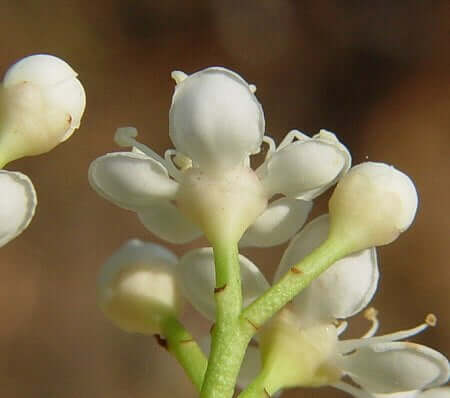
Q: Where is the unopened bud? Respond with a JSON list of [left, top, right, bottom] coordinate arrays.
[[98, 240, 182, 335], [329, 162, 418, 252], [0, 54, 85, 166]]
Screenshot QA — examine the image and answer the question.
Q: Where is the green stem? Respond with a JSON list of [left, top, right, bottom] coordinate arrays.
[[200, 241, 249, 398], [161, 317, 208, 392], [240, 236, 350, 334], [237, 370, 275, 398]]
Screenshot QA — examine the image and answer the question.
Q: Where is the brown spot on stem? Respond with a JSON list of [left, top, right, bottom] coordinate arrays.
[[245, 318, 259, 331], [290, 267, 303, 274], [209, 323, 215, 335], [214, 284, 227, 293], [249, 339, 259, 348], [154, 334, 168, 350]]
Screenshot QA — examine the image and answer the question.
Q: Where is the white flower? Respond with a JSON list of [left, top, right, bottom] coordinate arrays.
[[0, 54, 86, 165], [0, 54, 85, 247], [329, 162, 418, 252], [89, 67, 350, 244], [97, 239, 182, 335], [0, 171, 36, 247], [177, 215, 449, 396]]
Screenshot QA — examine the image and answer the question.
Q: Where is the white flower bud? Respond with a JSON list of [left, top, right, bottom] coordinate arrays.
[[0, 54, 86, 166], [329, 162, 418, 252], [169, 67, 264, 172], [97, 240, 182, 335]]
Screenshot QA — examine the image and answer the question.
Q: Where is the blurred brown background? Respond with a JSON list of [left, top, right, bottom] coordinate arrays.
[[0, 1, 448, 397]]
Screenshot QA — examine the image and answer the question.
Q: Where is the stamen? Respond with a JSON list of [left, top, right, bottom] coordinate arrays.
[[335, 321, 348, 336], [338, 314, 437, 354], [171, 71, 188, 84], [164, 149, 184, 182], [173, 153, 192, 171], [332, 382, 374, 398], [278, 129, 309, 150], [361, 307, 379, 338], [114, 127, 166, 166], [262, 136, 276, 160]]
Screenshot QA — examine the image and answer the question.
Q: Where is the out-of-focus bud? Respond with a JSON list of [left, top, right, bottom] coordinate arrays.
[[0, 54, 86, 166], [97, 240, 182, 335], [328, 162, 418, 252]]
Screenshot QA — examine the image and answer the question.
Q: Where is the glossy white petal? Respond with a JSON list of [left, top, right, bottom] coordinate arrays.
[[177, 248, 269, 320], [137, 201, 202, 244], [88, 152, 178, 211], [275, 215, 378, 325], [240, 198, 312, 247], [421, 388, 450, 398], [340, 342, 450, 394], [44, 76, 86, 142], [259, 131, 350, 199], [0, 171, 37, 247], [169, 67, 264, 171], [3, 54, 77, 87]]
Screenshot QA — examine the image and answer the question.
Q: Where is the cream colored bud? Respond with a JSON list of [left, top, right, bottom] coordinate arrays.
[[329, 162, 418, 252], [0, 54, 85, 166], [98, 240, 182, 335]]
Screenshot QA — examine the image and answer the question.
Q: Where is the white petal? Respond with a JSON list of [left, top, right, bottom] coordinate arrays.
[[137, 201, 202, 244], [421, 388, 450, 398], [0, 171, 37, 247], [340, 342, 450, 394], [240, 198, 312, 247], [88, 152, 178, 211], [177, 248, 269, 320], [45, 77, 86, 142], [274, 215, 378, 325], [169, 67, 264, 171], [259, 133, 350, 199], [3, 54, 77, 87]]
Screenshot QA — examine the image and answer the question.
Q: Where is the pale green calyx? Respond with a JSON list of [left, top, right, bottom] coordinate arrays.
[[328, 162, 418, 252], [0, 54, 86, 166], [97, 239, 182, 335], [176, 164, 267, 244]]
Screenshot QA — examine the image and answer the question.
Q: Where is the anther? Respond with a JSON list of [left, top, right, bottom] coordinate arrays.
[[362, 307, 379, 338], [426, 313, 437, 327], [171, 71, 188, 84], [114, 127, 167, 167]]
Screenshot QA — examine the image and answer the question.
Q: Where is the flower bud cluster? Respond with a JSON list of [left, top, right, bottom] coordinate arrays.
[[0, 54, 85, 247]]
